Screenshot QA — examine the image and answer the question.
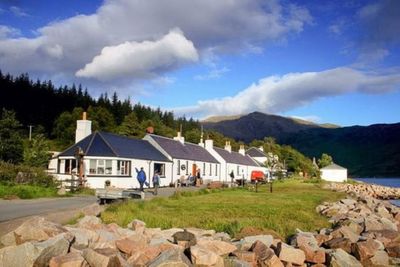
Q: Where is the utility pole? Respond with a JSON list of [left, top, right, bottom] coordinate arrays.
[[28, 125, 33, 141]]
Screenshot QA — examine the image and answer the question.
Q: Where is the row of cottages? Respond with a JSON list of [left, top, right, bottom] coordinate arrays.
[[52, 114, 266, 189]]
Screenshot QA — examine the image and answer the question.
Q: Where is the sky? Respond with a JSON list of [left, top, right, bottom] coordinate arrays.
[[0, 0, 399, 126]]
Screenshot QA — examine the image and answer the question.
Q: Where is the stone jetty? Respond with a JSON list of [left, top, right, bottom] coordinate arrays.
[[1, 182, 399, 266]]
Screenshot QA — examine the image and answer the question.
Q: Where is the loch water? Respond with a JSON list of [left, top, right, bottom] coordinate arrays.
[[354, 178, 400, 207]]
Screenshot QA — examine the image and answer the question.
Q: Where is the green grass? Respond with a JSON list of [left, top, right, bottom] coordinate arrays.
[[101, 179, 346, 239], [64, 212, 85, 225], [0, 184, 59, 199]]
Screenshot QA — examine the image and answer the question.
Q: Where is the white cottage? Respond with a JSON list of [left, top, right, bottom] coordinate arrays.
[[144, 133, 220, 184], [204, 140, 265, 182], [320, 163, 348, 182], [53, 115, 172, 188]]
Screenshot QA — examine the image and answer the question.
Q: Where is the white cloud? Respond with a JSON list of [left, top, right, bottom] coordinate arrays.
[[173, 67, 400, 118], [76, 29, 198, 81], [0, 0, 312, 91], [0, 25, 20, 39], [10, 6, 29, 17], [194, 67, 230, 81]]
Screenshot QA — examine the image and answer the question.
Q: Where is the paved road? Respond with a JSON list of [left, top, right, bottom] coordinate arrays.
[[0, 196, 97, 222]]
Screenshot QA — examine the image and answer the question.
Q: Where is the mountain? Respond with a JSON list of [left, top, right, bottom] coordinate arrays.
[[203, 112, 400, 177]]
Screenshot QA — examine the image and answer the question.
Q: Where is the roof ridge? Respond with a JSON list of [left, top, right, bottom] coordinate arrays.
[[96, 132, 119, 157]]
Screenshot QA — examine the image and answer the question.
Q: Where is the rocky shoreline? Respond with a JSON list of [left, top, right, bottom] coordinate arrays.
[[0, 183, 399, 266]]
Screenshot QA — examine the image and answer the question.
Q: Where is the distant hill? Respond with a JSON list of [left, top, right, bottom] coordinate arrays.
[[203, 112, 400, 177]]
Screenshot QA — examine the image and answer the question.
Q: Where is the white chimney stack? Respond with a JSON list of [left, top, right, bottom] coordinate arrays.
[[259, 146, 264, 152], [173, 131, 185, 144], [239, 145, 245, 155], [75, 112, 92, 143], [205, 139, 214, 149], [224, 141, 231, 153]]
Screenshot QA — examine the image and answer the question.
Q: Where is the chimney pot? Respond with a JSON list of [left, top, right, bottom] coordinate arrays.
[[82, 112, 87, 120]]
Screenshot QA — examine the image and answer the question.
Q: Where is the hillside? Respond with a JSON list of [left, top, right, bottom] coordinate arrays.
[[203, 112, 400, 177]]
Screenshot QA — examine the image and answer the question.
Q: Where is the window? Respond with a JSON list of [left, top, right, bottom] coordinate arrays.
[[154, 163, 165, 177], [203, 163, 205, 176], [61, 159, 77, 174], [209, 163, 212, 176], [215, 164, 218, 176], [186, 161, 189, 175], [177, 160, 180, 175], [117, 160, 131, 176], [237, 165, 240, 176], [88, 159, 116, 175]]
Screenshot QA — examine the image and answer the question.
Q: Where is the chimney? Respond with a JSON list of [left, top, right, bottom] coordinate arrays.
[[205, 139, 213, 150], [224, 141, 231, 153], [75, 112, 92, 143], [239, 145, 245, 155], [259, 146, 264, 152], [173, 131, 185, 144]]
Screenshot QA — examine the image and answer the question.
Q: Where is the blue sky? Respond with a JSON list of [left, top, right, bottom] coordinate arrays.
[[0, 0, 399, 126]]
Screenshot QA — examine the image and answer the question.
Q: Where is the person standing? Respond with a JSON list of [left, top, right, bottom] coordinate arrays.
[[135, 167, 146, 191], [152, 172, 160, 195]]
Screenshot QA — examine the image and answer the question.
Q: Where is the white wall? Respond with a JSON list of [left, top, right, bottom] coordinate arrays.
[[55, 156, 172, 189], [171, 159, 220, 184], [321, 169, 347, 182]]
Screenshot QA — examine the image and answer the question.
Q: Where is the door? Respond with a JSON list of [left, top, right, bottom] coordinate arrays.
[[192, 164, 197, 176]]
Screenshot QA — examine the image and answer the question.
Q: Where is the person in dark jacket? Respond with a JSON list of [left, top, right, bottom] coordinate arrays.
[[135, 167, 146, 191], [152, 172, 160, 195]]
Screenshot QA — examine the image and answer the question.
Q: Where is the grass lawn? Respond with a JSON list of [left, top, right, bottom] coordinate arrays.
[[101, 179, 346, 239], [0, 184, 59, 199]]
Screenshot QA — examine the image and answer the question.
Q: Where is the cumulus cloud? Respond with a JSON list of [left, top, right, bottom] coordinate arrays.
[[194, 67, 230, 81], [10, 6, 29, 17], [0, 25, 20, 39], [76, 29, 198, 81], [173, 67, 400, 118], [0, 0, 312, 88]]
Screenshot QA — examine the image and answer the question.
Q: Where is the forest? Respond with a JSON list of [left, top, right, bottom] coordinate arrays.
[[0, 71, 319, 176]]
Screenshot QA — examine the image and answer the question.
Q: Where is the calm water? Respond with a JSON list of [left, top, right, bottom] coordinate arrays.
[[354, 178, 400, 207]]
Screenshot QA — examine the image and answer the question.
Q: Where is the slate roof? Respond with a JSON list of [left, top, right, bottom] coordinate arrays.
[[214, 147, 259, 166], [320, 163, 347, 170], [147, 134, 219, 163], [246, 147, 266, 157], [58, 132, 171, 162]]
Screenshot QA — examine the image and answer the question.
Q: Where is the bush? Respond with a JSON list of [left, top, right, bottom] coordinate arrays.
[[0, 161, 58, 187]]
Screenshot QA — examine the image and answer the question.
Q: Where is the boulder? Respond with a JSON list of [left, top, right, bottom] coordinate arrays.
[[197, 239, 237, 256], [263, 253, 284, 267], [379, 217, 398, 231], [77, 216, 103, 230], [190, 245, 224, 266], [298, 244, 325, 264], [385, 241, 400, 257], [240, 235, 273, 251], [363, 250, 389, 267], [323, 238, 352, 253], [213, 232, 231, 242], [276, 242, 305, 266], [147, 248, 192, 267], [82, 248, 121, 267], [224, 258, 252, 267], [331, 226, 359, 243], [49, 252, 89, 267], [186, 228, 215, 238], [80, 203, 103, 217], [351, 239, 380, 262], [65, 227, 99, 250], [152, 228, 183, 242], [327, 248, 362, 267], [250, 240, 270, 261], [172, 230, 196, 247], [127, 219, 146, 234], [0, 233, 73, 267], [115, 238, 139, 255], [1, 217, 68, 246], [33, 233, 74, 267], [232, 251, 257, 266], [127, 246, 161, 266]]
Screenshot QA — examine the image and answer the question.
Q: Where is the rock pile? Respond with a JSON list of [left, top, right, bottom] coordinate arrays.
[[1, 186, 400, 266], [326, 182, 400, 200], [316, 195, 400, 266]]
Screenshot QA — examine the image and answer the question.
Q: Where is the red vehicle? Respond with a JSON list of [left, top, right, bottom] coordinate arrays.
[[251, 170, 265, 183]]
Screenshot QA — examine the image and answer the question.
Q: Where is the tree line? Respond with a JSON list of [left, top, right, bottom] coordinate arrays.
[[0, 70, 331, 177]]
